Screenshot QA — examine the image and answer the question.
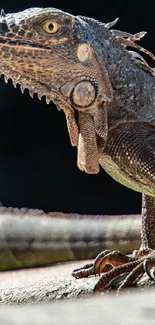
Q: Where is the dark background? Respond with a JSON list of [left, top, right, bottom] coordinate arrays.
[[0, 0, 154, 214]]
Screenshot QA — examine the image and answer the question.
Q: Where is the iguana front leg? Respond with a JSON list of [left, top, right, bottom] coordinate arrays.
[[72, 122, 155, 293]]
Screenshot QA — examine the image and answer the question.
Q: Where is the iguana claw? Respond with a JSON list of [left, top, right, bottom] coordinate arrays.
[[72, 249, 155, 294]]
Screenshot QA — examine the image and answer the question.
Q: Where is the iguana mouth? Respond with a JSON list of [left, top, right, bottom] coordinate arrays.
[[0, 39, 58, 104], [0, 37, 48, 48], [0, 66, 55, 104]]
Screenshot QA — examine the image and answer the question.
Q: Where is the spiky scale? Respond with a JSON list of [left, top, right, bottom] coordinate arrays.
[[0, 9, 6, 18]]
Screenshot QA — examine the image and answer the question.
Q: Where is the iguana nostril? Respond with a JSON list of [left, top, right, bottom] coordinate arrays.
[[71, 80, 96, 108]]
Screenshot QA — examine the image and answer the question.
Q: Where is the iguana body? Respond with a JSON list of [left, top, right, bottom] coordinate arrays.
[[0, 7, 155, 292], [0, 207, 140, 271]]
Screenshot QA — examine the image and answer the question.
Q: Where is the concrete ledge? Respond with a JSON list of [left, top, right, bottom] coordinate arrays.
[[0, 289, 155, 324], [0, 261, 98, 304], [0, 261, 154, 324], [0, 260, 154, 304]]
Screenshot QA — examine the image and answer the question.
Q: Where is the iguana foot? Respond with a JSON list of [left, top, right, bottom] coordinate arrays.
[[72, 249, 155, 293]]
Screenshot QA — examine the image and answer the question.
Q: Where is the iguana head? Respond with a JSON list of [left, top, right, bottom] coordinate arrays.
[[0, 7, 114, 173]]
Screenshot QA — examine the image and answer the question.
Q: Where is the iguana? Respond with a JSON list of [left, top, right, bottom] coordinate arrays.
[[0, 207, 140, 271], [0, 7, 155, 293]]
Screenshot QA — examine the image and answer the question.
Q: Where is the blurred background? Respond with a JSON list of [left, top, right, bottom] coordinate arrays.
[[0, 0, 154, 215]]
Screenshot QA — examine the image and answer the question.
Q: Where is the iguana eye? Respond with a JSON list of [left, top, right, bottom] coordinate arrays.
[[42, 21, 60, 34]]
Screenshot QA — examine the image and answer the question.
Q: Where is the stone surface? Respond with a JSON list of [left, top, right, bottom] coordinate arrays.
[[0, 261, 97, 304], [0, 260, 154, 305], [0, 261, 154, 324], [0, 289, 155, 324]]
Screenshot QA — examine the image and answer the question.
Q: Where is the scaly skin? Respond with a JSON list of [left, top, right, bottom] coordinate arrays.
[[0, 7, 155, 292], [0, 207, 140, 271]]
